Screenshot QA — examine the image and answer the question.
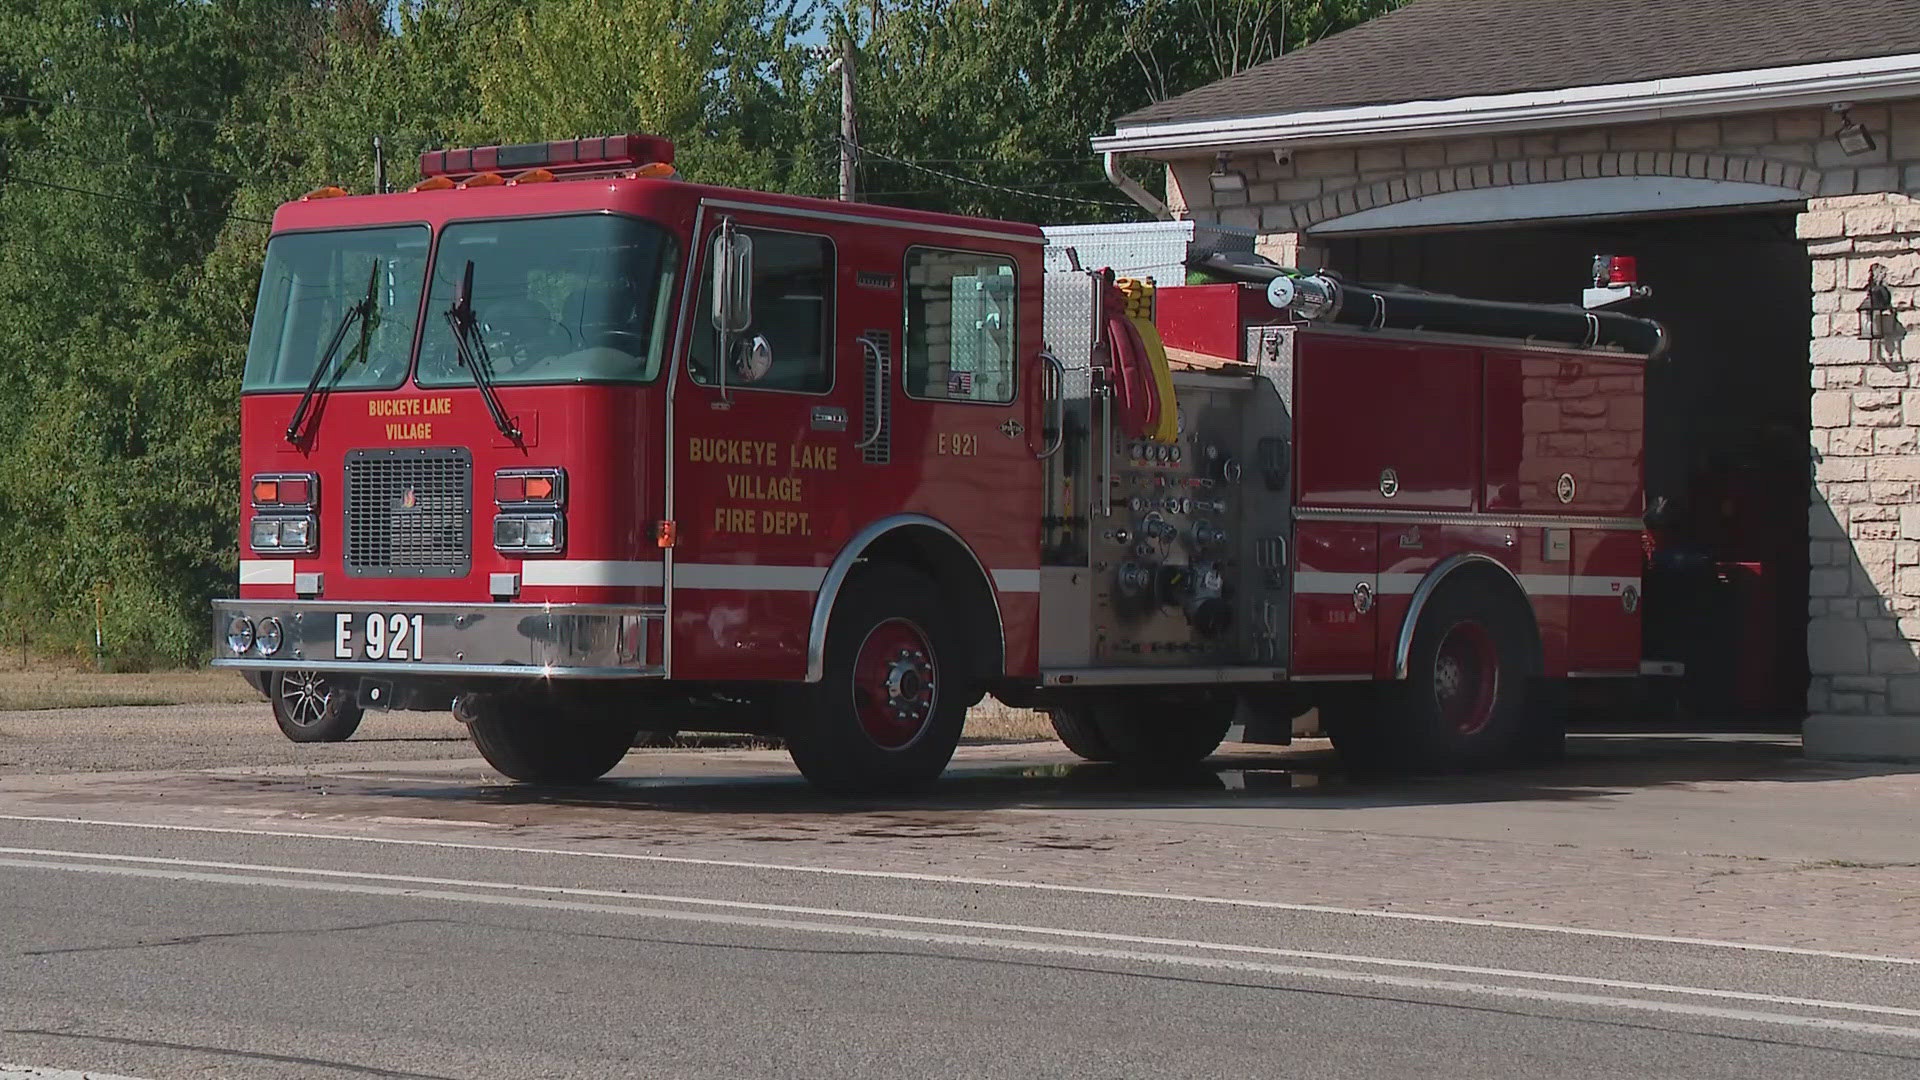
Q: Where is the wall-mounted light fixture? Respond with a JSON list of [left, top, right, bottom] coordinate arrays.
[[1207, 151, 1248, 195], [1834, 103, 1879, 157], [1858, 263, 1895, 340]]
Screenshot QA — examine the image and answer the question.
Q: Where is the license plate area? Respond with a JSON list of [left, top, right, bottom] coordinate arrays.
[[332, 611, 427, 661]]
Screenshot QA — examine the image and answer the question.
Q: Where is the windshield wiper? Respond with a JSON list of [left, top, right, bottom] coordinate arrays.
[[285, 259, 380, 444], [444, 260, 522, 442]]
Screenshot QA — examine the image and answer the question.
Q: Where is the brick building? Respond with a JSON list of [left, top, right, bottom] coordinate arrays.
[[1095, 0, 1920, 758]]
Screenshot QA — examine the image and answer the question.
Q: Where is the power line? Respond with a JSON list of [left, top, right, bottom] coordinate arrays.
[[850, 142, 1135, 208], [0, 91, 238, 131], [1, 175, 272, 226]]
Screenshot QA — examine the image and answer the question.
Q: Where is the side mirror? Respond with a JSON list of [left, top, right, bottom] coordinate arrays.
[[711, 224, 753, 333], [734, 334, 773, 383]]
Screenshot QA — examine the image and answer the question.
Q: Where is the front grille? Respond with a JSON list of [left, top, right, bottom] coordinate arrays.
[[343, 447, 472, 577]]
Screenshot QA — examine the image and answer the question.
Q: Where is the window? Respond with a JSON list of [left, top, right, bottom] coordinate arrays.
[[690, 228, 834, 393], [242, 225, 429, 393], [415, 214, 678, 387], [905, 249, 1016, 404]]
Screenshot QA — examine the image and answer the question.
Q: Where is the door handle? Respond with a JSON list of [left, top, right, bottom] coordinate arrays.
[[854, 337, 888, 452], [1036, 349, 1065, 460]]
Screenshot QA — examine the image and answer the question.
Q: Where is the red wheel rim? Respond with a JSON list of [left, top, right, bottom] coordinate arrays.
[[1432, 620, 1499, 736], [852, 617, 938, 750]]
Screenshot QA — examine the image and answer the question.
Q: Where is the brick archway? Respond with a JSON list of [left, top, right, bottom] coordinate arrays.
[[1282, 152, 1826, 233]]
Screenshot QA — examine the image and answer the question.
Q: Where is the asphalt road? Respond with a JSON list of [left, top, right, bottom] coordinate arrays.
[[1, 705, 1917, 1079]]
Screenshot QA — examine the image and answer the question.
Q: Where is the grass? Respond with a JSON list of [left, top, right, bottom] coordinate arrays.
[[963, 697, 1055, 742], [0, 667, 264, 711]]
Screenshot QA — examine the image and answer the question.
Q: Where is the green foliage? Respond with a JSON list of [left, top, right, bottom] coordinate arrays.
[[0, 0, 1402, 665]]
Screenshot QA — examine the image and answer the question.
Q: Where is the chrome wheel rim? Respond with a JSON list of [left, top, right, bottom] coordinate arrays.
[[279, 670, 332, 728]]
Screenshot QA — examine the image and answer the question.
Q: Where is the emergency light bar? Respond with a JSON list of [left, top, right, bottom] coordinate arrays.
[[418, 134, 675, 181]]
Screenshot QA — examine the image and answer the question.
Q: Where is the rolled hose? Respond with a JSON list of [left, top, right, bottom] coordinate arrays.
[[1193, 252, 1669, 360]]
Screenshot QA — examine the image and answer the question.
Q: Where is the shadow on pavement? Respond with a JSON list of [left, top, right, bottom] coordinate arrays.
[[318, 728, 1914, 819]]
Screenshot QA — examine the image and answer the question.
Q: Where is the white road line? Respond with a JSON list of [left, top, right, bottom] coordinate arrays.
[[2, 812, 1914, 968], [5, 845, 1917, 1023], [4, 853, 1918, 1043], [1, 1066, 156, 1080]]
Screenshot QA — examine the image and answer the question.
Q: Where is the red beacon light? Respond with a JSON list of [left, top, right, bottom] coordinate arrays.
[[1595, 255, 1638, 288], [417, 134, 676, 184], [1582, 254, 1651, 310]]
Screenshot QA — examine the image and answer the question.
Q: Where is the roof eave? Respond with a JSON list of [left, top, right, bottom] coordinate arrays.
[[1096, 52, 1920, 157]]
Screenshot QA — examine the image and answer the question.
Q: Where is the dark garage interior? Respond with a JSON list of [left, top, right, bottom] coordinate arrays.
[[1327, 210, 1813, 720]]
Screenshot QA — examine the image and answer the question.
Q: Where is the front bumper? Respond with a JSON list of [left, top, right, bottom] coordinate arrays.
[[211, 600, 665, 679]]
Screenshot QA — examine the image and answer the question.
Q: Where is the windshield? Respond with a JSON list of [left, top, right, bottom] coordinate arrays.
[[417, 214, 678, 387], [242, 226, 428, 393]]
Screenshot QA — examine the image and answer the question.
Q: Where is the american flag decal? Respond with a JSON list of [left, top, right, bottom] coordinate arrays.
[[947, 371, 974, 396]]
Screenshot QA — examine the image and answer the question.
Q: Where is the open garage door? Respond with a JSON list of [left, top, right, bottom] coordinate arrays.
[[1326, 211, 1812, 721]]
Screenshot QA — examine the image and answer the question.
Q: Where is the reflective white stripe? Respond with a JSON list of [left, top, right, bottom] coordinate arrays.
[[520, 560, 664, 588], [1378, 573, 1424, 596], [675, 563, 827, 592], [1293, 571, 1370, 596], [1519, 574, 1641, 598], [1292, 571, 1637, 599], [992, 569, 1041, 593], [238, 560, 296, 586]]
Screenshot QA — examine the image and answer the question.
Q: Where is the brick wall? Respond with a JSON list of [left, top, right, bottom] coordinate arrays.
[[1800, 193, 1920, 717]]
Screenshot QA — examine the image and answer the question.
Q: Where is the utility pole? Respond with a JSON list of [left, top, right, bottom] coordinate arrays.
[[372, 135, 387, 194], [837, 33, 857, 202]]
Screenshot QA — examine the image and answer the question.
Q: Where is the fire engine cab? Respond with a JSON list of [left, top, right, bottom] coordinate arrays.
[[214, 134, 1669, 793]]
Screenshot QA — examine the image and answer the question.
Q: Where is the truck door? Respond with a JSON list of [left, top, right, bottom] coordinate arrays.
[[889, 246, 1043, 671], [670, 209, 853, 679]]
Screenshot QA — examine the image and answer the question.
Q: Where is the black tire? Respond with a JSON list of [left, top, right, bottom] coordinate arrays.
[[1049, 693, 1233, 766], [462, 694, 641, 784], [241, 670, 271, 700], [1516, 678, 1570, 764], [1329, 580, 1537, 773], [271, 670, 365, 743], [1319, 685, 1401, 772], [782, 565, 969, 795], [1048, 707, 1117, 762]]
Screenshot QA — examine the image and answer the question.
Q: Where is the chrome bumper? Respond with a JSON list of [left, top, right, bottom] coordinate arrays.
[[211, 600, 665, 679]]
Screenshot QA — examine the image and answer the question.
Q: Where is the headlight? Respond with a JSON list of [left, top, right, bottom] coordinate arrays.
[[249, 514, 316, 555], [494, 513, 563, 554], [524, 516, 557, 549], [255, 616, 283, 656], [225, 615, 256, 655]]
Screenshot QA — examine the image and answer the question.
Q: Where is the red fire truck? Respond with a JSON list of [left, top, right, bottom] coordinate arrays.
[[213, 134, 1668, 793]]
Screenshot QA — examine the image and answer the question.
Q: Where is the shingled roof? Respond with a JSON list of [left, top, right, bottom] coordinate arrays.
[[1118, 0, 1920, 129]]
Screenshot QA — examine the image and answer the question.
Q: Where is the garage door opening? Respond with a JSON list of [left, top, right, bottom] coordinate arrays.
[[1326, 210, 1812, 721]]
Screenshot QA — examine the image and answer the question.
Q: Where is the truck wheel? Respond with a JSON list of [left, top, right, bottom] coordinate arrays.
[[1331, 582, 1536, 773], [1049, 693, 1232, 766], [242, 670, 271, 700], [783, 566, 969, 795], [1319, 687, 1398, 772], [271, 670, 365, 743], [463, 694, 640, 784], [1048, 707, 1116, 762]]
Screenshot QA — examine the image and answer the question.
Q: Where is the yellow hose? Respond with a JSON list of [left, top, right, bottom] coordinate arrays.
[[1116, 277, 1179, 444]]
